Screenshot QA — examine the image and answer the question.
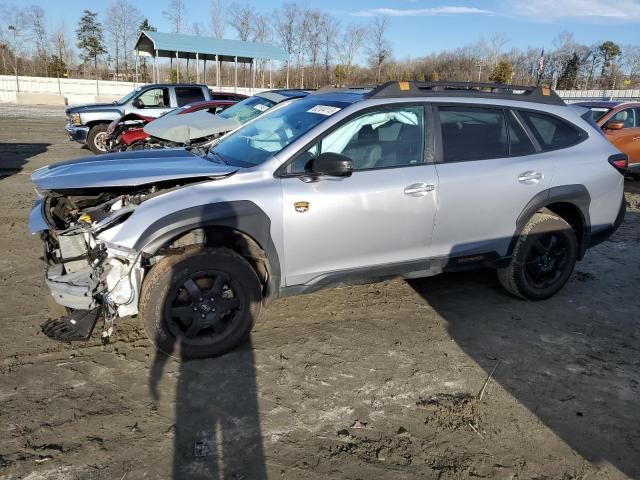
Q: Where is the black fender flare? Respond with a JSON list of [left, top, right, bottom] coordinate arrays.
[[506, 185, 591, 260], [134, 200, 281, 302]]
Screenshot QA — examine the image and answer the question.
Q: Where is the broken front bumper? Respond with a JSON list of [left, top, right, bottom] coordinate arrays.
[[65, 124, 89, 143]]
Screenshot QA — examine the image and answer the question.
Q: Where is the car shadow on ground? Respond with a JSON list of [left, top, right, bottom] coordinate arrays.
[[409, 215, 640, 478], [0, 142, 50, 179], [149, 341, 266, 479]]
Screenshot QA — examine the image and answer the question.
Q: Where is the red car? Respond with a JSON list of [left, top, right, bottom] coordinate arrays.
[[109, 99, 236, 152]]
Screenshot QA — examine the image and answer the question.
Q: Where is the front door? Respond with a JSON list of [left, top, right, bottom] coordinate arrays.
[[128, 87, 173, 117], [280, 104, 438, 286]]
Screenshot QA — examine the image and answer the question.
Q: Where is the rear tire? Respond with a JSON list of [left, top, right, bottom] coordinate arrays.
[[140, 246, 262, 360], [497, 212, 577, 300], [87, 124, 109, 154]]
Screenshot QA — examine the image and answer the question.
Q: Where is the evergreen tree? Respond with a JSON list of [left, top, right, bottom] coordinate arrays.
[[488, 60, 513, 84], [558, 52, 580, 89], [140, 18, 157, 32], [76, 10, 107, 77]]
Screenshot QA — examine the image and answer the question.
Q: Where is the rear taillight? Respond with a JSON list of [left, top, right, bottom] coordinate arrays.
[[608, 153, 628, 175]]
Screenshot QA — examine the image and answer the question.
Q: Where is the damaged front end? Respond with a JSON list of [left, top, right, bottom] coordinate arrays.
[[34, 188, 147, 341], [29, 149, 238, 342]]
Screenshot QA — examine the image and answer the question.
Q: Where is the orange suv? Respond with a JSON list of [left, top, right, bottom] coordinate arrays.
[[575, 101, 640, 176]]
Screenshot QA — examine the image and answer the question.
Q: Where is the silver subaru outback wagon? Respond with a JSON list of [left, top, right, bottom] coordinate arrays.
[[29, 81, 627, 359]]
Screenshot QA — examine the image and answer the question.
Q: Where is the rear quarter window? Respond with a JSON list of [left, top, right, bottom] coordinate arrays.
[[518, 110, 585, 151]]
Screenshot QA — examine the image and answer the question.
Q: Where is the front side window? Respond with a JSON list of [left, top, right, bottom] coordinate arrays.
[[609, 108, 638, 129], [208, 98, 347, 167], [176, 87, 205, 107], [518, 110, 584, 151], [439, 106, 508, 162], [289, 105, 426, 174], [136, 88, 169, 108]]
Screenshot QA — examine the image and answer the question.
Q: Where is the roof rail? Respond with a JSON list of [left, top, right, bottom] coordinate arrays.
[[309, 85, 374, 95], [365, 81, 565, 106]]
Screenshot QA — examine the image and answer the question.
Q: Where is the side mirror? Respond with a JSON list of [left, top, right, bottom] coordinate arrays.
[[310, 152, 353, 177], [133, 98, 144, 108], [606, 121, 625, 131]]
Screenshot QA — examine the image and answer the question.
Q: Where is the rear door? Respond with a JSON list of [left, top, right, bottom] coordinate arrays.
[[604, 107, 640, 164], [431, 104, 556, 259]]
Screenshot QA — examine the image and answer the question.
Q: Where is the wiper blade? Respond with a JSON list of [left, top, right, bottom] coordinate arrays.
[[208, 150, 229, 165]]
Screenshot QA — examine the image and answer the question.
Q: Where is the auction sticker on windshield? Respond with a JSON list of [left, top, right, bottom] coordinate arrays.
[[253, 104, 269, 112], [307, 105, 341, 116]]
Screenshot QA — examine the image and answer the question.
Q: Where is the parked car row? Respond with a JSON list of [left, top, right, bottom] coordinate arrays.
[[36, 81, 627, 359], [573, 100, 640, 176], [64, 83, 247, 153]]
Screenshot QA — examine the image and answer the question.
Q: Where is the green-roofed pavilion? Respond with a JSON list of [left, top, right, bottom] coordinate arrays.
[[134, 31, 288, 89]]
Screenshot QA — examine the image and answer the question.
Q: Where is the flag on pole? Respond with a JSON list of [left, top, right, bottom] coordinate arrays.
[[537, 49, 545, 77]]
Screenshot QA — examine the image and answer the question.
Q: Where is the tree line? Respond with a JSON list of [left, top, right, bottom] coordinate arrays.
[[0, 0, 638, 90]]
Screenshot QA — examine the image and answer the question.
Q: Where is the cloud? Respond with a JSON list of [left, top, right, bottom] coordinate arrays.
[[353, 6, 494, 17], [505, 0, 640, 21]]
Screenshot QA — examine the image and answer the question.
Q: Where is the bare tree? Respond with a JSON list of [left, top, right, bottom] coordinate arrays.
[[337, 24, 366, 85], [26, 6, 49, 76], [367, 16, 390, 83], [320, 12, 339, 85], [0, 4, 28, 89], [163, 0, 187, 34], [274, 3, 298, 88], [229, 3, 253, 41], [51, 23, 73, 78], [105, 0, 143, 80], [305, 10, 324, 88], [252, 16, 271, 87], [209, 0, 227, 38], [296, 9, 310, 88]]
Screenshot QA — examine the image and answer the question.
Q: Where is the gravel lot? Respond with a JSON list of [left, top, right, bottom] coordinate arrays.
[[1, 109, 639, 480]]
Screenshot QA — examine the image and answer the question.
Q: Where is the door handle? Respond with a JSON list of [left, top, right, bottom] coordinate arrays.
[[404, 183, 435, 195], [518, 171, 543, 184]]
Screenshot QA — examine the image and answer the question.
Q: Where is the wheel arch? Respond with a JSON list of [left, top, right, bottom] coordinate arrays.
[[135, 201, 281, 304], [509, 185, 591, 260]]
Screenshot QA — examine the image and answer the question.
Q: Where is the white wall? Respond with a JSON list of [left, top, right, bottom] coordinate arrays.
[[0, 75, 267, 105]]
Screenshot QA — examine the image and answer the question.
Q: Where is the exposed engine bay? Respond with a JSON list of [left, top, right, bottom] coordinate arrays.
[[38, 179, 203, 341]]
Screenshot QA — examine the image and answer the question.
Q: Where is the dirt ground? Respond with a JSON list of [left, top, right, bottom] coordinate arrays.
[[1, 106, 639, 480]]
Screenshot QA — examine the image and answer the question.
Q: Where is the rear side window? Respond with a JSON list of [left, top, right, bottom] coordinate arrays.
[[518, 110, 584, 151], [175, 87, 205, 107], [439, 106, 508, 162]]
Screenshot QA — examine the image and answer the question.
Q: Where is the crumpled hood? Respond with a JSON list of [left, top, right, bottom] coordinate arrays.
[[32, 148, 237, 190], [144, 110, 241, 144]]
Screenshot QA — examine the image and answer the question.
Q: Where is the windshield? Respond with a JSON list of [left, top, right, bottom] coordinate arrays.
[[587, 107, 611, 123], [218, 95, 276, 124], [208, 98, 348, 167], [116, 87, 143, 105]]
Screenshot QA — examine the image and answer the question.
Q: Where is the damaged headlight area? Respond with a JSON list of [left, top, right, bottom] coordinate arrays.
[[39, 188, 151, 342]]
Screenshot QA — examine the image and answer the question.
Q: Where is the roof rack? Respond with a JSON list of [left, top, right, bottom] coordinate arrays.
[[365, 81, 565, 106], [309, 85, 374, 95]]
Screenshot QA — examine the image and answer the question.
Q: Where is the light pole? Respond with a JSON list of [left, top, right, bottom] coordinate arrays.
[[475, 60, 484, 83], [8, 25, 19, 93]]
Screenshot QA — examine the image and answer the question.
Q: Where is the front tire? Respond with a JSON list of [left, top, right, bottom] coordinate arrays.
[[87, 124, 109, 154], [498, 212, 578, 300], [140, 246, 262, 359]]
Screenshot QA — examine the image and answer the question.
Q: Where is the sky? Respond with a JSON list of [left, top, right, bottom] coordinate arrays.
[[4, 0, 638, 59]]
